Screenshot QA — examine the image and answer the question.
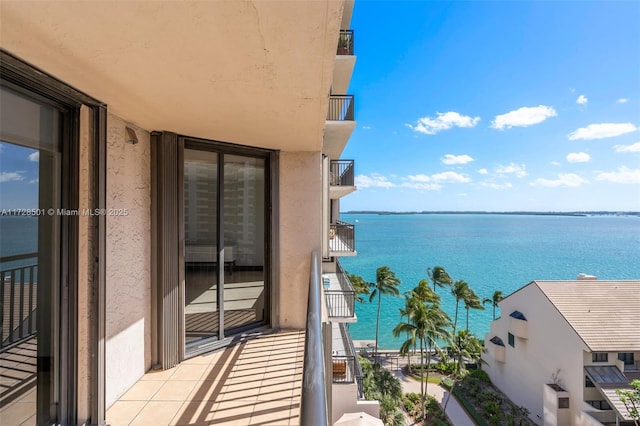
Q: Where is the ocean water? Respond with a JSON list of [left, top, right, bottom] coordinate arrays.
[[339, 213, 640, 349]]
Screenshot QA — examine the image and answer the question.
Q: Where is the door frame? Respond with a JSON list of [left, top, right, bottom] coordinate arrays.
[[0, 49, 107, 425]]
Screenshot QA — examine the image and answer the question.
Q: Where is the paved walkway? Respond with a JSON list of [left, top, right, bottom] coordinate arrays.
[[378, 358, 475, 426]]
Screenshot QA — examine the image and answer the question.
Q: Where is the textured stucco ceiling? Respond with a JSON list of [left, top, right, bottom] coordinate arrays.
[[1, 1, 345, 152]]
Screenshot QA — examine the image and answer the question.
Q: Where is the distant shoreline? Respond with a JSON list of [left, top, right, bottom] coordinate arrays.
[[343, 211, 640, 217]]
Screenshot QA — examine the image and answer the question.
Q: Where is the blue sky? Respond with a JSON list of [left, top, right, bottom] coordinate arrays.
[[342, 0, 640, 212]]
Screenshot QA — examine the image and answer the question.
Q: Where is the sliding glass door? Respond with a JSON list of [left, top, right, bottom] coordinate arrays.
[[183, 143, 267, 354], [0, 84, 63, 425]]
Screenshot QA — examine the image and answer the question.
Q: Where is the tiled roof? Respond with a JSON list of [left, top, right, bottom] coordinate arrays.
[[534, 280, 640, 351]]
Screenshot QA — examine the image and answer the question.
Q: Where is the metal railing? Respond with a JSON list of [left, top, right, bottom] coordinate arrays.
[[327, 95, 354, 121], [334, 323, 364, 398], [1, 253, 38, 350], [337, 30, 354, 55], [301, 251, 329, 426], [330, 160, 355, 187], [325, 261, 355, 318], [329, 220, 355, 253]]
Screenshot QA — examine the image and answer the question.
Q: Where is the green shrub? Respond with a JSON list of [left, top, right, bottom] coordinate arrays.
[[470, 369, 491, 383], [441, 377, 454, 389]]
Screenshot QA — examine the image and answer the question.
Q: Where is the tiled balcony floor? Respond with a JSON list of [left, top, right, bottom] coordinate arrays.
[[107, 330, 304, 426]]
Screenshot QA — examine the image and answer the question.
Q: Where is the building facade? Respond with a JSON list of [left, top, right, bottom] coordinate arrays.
[[483, 279, 640, 426], [0, 1, 372, 424]]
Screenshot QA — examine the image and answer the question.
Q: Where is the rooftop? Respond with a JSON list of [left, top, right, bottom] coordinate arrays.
[[534, 280, 640, 351]]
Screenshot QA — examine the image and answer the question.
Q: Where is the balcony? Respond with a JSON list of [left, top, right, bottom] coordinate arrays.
[[337, 30, 354, 56], [324, 95, 356, 158], [329, 220, 356, 257], [323, 261, 356, 321], [106, 330, 305, 425], [329, 160, 356, 199], [508, 310, 528, 339], [332, 323, 363, 398], [327, 95, 354, 121], [333, 31, 355, 94]]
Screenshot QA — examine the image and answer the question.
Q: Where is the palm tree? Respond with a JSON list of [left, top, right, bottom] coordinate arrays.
[[463, 287, 484, 332], [393, 285, 450, 420], [369, 266, 401, 366], [483, 290, 504, 320], [427, 266, 453, 293], [348, 273, 371, 303], [450, 280, 469, 335], [441, 330, 479, 417]]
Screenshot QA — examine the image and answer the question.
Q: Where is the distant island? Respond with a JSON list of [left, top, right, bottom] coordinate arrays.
[[343, 211, 640, 217]]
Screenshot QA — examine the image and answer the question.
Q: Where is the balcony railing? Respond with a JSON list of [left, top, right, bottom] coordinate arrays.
[[337, 30, 354, 55], [301, 251, 329, 426], [325, 261, 355, 318], [1, 253, 38, 350], [333, 323, 364, 398], [327, 95, 354, 121], [330, 160, 355, 187], [329, 220, 355, 253]]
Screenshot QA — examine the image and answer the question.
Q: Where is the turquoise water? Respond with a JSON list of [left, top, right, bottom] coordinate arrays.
[[339, 213, 640, 349]]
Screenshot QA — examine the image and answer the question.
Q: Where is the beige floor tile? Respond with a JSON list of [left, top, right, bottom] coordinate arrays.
[[170, 364, 209, 381], [105, 400, 147, 426], [140, 366, 177, 381], [217, 382, 259, 402], [129, 401, 184, 426], [170, 400, 217, 425], [250, 399, 297, 425], [119, 380, 164, 401], [211, 399, 254, 425], [186, 380, 224, 402], [152, 381, 198, 401], [0, 401, 36, 426]]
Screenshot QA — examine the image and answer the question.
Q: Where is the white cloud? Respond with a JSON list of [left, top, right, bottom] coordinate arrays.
[[614, 142, 640, 153], [576, 95, 588, 105], [479, 182, 513, 189], [551, 161, 561, 167], [431, 171, 471, 183], [0, 171, 25, 183], [478, 168, 489, 175], [406, 112, 480, 135], [355, 173, 395, 188], [566, 152, 591, 163], [29, 178, 39, 184], [441, 154, 475, 165], [362, 125, 372, 130], [28, 151, 39, 162], [491, 105, 557, 130], [595, 167, 640, 184], [495, 163, 527, 178], [568, 123, 637, 140], [617, 98, 629, 104], [405, 171, 471, 185], [401, 182, 442, 191], [531, 173, 588, 187]]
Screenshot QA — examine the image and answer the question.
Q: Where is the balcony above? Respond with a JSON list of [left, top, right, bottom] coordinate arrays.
[[324, 95, 356, 159], [333, 30, 356, 94], [508, 311, 528, 339], [323, 261, 356, 322], [330, 160, 356, 199], [329, 220, 357, 257]]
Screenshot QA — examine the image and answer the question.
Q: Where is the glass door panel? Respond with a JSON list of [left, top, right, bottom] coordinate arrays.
[[183, 149, 219, 346], [222, 155, 265, 333], [0, 85, 61, 425]]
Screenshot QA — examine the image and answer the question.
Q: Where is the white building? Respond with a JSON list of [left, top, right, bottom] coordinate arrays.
[[483, 279, 640, 426]]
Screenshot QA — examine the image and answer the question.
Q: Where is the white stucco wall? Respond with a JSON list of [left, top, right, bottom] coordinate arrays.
[[483, 283, 589, 425], [105, 114, 152, 407], [278, 151, 322, 329]]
